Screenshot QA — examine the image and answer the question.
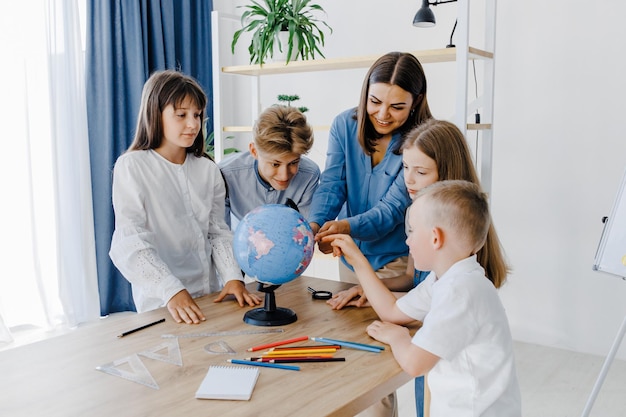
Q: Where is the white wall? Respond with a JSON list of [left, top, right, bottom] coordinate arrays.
[[494, 1, 626, 360], [214, 0, 626, 360]]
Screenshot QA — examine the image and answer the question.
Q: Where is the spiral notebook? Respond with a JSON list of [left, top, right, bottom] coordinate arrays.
[[195, 366, 260, 400]]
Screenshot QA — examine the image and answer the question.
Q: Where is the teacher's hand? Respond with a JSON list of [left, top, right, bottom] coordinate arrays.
[[315, 220, 351, 254]]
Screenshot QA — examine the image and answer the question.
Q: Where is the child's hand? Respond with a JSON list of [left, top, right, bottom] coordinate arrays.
[[366, 320, 411, 345], [214, 280, 262, 307], [167, 289, 206, 324], [326, 285, 370, 310], [320, 233, 367, 267]]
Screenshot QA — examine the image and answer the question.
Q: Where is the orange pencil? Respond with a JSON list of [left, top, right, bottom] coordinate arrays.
[[247, 335, 309, 352], [246, 355, 335, 361]]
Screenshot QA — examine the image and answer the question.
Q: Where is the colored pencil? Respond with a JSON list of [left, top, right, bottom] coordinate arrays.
[[246, 355, 335, 361], [264, 348, 338, 356], [270, 344, 342, 350], [247, 335, 309, 352], [255, 357, 346, 364], [227, 358, 300, 371], [310, 337, 384, 353]]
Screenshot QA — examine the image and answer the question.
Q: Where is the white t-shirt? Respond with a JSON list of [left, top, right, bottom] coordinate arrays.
[[396, 256, 521, 417], [109, 150, 242, 313]]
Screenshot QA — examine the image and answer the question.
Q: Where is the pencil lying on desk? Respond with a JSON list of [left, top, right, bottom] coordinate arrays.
[[310, 337, 384, 352], [227, 358, 300, 371], [247, 357, 346, 364], [117, 318, 165, 338], [247, 355, 335, 361], [270, 344, 342, 351], [247, 335, 309, 352], [264, 348, 338, 356]]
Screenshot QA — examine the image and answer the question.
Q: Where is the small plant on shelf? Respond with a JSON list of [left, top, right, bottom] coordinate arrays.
[[277, 94, 308, 113], [205, 131, 239, 159], [231, 0, 332, 66]]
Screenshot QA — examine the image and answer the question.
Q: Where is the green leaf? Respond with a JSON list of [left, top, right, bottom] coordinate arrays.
[[231, 0, 332, 66]]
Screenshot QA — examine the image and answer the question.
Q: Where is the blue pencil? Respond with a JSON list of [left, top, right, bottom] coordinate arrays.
[[227, 358, 300, 371], [310, 337, 384, 353]]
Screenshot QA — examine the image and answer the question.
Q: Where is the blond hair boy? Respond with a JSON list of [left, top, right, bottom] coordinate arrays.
[[324, 180, 521, 416]]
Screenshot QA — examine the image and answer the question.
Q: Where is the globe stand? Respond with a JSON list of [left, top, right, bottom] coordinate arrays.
[[243, 283, 297, 326]]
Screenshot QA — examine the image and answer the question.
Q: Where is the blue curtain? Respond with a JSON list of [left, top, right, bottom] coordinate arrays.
[[86, 0, 214, 315]]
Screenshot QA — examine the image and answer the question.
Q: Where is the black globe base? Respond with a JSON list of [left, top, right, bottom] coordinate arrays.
[[244, 307, 297, 326], [243, 282, 298, 326]]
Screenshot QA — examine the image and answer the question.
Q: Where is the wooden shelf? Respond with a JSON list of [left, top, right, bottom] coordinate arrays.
[[223, 123, 491, 132], [222, 47, 493, 76], [223, 125, 330, 132], [467, 123, 492, 130]]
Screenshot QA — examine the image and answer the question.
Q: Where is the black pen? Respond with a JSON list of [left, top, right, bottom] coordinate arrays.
[[117, 318, 165, 338]]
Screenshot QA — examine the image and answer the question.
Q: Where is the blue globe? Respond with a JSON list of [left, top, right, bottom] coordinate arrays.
[[233, 204, 315, 285]]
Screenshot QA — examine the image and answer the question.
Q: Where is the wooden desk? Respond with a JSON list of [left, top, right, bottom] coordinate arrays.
[[0, 276, 412, 417]]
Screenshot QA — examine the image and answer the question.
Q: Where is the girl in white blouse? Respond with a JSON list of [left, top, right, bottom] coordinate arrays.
[[109, 70, 261, 324]]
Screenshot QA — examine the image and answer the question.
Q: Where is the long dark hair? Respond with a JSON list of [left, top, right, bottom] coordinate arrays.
[[356, 52, 432, 154], [129, 70, 209, 158]]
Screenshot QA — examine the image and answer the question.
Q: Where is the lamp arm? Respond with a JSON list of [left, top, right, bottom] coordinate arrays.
[[447, 19, 457, 48]]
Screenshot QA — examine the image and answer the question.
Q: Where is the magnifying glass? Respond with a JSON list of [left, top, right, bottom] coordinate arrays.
[[307, 286, 332, 300]]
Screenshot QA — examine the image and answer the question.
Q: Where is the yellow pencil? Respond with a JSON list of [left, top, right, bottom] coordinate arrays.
[[264, 348, 337, 356]]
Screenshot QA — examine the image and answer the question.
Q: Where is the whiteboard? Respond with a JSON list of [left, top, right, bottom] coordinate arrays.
[[593, 168, 626, 278]]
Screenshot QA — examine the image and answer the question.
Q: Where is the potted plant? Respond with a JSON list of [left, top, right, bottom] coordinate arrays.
[[204, 119, 239, 158], [277, 94, 308, 113], [205, 131, 239, 159], [231, 0, 332, 66]]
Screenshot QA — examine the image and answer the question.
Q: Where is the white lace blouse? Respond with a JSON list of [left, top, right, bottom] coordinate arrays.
[[109, 150, 241, 313]]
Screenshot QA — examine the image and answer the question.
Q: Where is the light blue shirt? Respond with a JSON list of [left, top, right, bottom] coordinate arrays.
[[308, 108, 412, 271], [219, 151, 320, 227]]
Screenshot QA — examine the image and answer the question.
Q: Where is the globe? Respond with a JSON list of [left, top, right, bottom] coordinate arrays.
[[233, 204, 314, 285], [232, 204, 315, 326]]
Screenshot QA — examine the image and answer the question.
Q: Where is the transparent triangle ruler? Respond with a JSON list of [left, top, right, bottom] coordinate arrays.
[[161, 328, 284, 338], [95, 354, 159, 389], [204, 340, 236, 354], [138, 338, 183, 366]]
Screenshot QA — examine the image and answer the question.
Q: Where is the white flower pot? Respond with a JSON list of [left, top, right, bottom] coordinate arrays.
[[273, 31, 299, 63]]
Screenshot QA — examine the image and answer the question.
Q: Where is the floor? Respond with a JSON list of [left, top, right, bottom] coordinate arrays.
[[395, 341, 626, 417]]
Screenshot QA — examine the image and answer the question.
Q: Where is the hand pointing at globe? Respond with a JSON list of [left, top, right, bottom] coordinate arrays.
[[315, 220, 351, 254]]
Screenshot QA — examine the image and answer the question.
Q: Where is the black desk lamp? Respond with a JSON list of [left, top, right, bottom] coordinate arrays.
[[413, 0, 458, 47]]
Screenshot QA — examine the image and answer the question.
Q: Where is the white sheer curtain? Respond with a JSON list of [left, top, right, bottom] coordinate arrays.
[[0, 0, 99, 347]]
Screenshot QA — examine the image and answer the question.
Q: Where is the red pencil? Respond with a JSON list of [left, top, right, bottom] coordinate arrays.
[[247, 335, 309, 352], [270, 344, 342, 351]]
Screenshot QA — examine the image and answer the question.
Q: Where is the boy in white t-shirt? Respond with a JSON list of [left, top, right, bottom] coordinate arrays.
[[323, 180, 521, 416]]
